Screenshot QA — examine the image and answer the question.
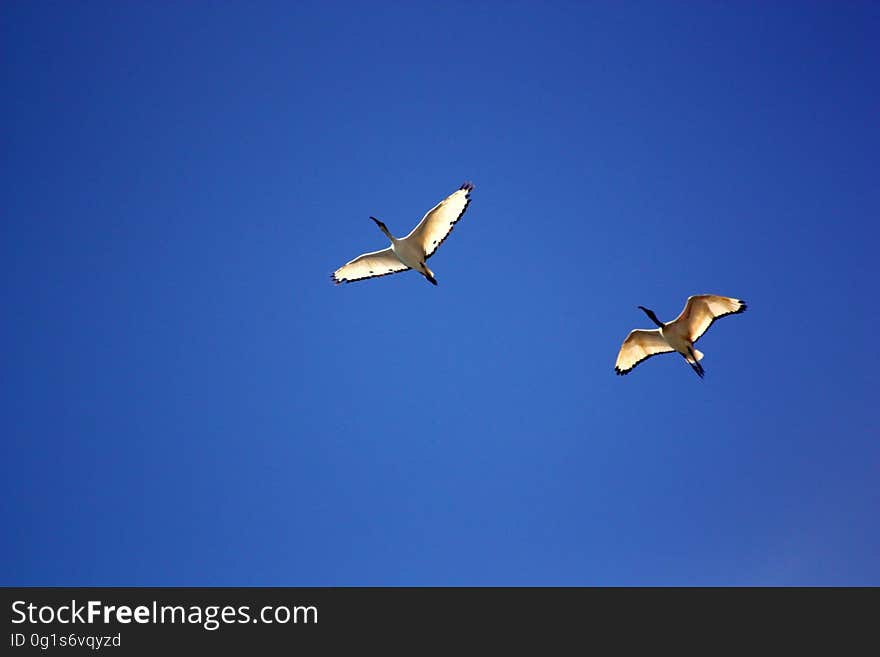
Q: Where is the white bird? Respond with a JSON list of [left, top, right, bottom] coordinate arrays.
[[614, 295, 747, 378], [332, 182, 474, 286]]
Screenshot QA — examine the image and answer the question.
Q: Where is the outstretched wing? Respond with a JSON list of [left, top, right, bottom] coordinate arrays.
[[670, 295, 747, 342], [615, 329, 675, 375], [331, 247, 409, 285], [404, 182, 474, 259]]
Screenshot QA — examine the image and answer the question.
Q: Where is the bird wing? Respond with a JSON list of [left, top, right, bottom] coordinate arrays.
[[403, 182, 474, 259], [615, 329, 675, 375], [670, 295, 747, 342], [332, 247, 409, 284]]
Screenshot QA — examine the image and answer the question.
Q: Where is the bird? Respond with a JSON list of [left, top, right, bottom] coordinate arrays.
[[614, 295, 747, 378], [332, 182, 474, 286]]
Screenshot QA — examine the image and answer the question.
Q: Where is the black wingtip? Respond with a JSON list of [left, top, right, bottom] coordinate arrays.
[[460, 181, 474, 192]]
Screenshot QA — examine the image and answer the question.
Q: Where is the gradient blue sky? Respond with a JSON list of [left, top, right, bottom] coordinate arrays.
[[3, 1, 878, 586]]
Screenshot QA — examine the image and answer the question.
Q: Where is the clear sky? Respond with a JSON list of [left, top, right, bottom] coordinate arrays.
[[2, 1, 878, 586]]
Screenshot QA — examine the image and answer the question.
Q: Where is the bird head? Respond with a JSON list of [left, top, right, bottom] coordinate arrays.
[[637, 306, 664, 328], [370, 216, 391, 237]]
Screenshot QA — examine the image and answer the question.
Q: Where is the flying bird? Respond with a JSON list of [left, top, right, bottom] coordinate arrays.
[[332, 182, 474, 286], [614, 295, 747, 378]]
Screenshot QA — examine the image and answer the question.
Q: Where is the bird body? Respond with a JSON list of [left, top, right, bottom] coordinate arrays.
[[615, 295, 746, 378], [390, 234, 435, 282], [659, 326, 702, 362], [332, 182, 474, 286]]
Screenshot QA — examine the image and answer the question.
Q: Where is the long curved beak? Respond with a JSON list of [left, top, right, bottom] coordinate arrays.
[[370, 216, 392, 238]]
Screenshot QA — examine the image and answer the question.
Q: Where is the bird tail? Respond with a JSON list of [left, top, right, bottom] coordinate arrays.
[[421, 263, 437, 286], [684, 347, 703, 364], [686, 347, 705, 379]]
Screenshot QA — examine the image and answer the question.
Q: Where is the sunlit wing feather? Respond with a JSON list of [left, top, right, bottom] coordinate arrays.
[[615, 329, 675, 375], [404, 182, 473, 259], [670, 295, 747, 342], [331, 247, 409, 285]]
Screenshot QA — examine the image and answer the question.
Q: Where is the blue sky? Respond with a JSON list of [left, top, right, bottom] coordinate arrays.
[[2, 1, 878, 585]]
